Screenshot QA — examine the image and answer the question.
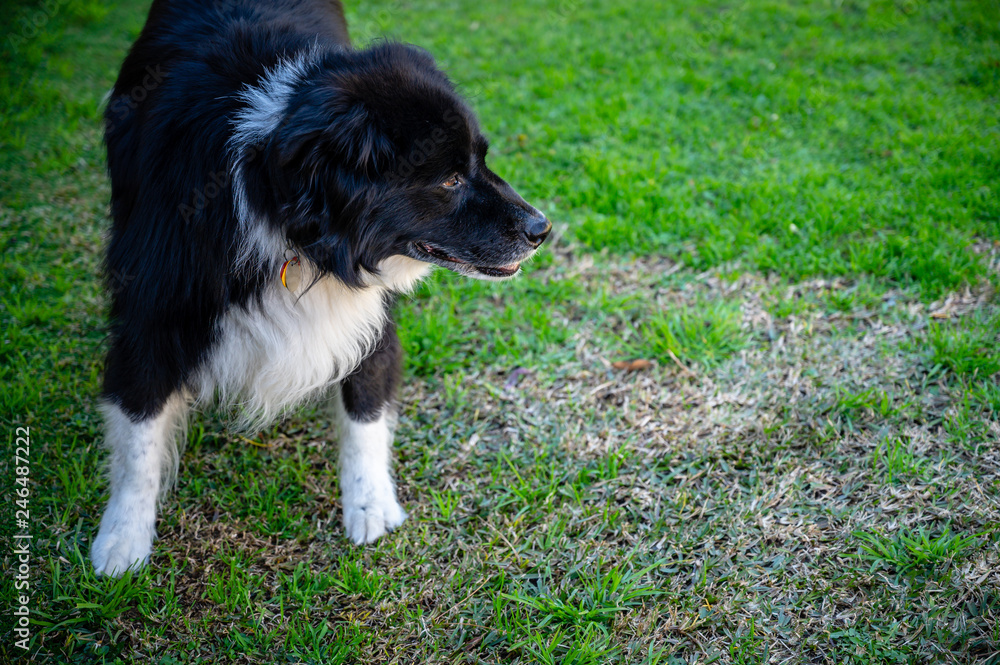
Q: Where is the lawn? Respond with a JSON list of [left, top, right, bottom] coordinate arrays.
[[1, 0, 999, 663]]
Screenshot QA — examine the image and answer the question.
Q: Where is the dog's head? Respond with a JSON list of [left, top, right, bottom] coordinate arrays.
[[266, 43, 550, 286]]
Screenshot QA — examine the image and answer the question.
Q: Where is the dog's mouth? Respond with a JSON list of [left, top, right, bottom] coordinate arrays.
[[411, 241, 521, 279]]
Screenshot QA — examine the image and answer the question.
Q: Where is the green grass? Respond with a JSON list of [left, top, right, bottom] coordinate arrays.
[[638, 299, 747, 369], [2, 0, 1000, 663], [870, 434, 927, 485], [853, 526, 984, 578], [929, 309, 1000, 378]]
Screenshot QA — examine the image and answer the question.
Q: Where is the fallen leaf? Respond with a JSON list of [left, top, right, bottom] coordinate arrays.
[[612, 359, 653, 371]]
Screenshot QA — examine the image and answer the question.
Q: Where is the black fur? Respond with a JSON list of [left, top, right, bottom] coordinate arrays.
[[102, 0, 550, 422], [342, 315, 403, 422]]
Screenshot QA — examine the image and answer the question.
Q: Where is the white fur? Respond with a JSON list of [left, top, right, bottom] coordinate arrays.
[[367, 254, 432, 292], [193, 256, 430, 431], [91, 394, 189, 576], [231, 50, 315, 146], [334, 401, 406, 544], [219, 48, 434, 428], [229, 46, 323, 268], [92, 256, 427, 576]]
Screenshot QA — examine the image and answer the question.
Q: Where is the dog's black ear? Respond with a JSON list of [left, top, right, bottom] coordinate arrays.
[[275, 94, 392, 178], [269, 93, 392, 288], [275, 127, 322, 169], [319, 102, 393, 176]]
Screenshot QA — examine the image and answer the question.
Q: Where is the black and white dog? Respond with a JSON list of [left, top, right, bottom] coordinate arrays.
[[92, 0, 549, 577]]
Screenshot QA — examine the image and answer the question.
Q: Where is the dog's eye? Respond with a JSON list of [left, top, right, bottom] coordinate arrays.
[[441, 174, 463, 189]]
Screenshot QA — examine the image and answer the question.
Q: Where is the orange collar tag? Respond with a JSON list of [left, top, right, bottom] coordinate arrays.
[[280, 256, 301, 291]]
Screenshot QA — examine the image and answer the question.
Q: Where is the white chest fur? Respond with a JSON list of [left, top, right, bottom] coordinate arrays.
[[194, 255, 430, 429]]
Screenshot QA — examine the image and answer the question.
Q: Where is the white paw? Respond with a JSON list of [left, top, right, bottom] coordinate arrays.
[[343, 492, 406, 545], [91, 517, 154, 577]]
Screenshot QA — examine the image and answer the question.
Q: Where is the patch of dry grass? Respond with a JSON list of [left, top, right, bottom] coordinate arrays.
[[63, 244, 994, 664]]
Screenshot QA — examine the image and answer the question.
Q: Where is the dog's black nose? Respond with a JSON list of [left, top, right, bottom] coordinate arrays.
[[523, 213, 552, 247]]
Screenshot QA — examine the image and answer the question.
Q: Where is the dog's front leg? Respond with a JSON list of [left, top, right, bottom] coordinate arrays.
[[335, 318, 407, 544], [91, 392, 188, 576]]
